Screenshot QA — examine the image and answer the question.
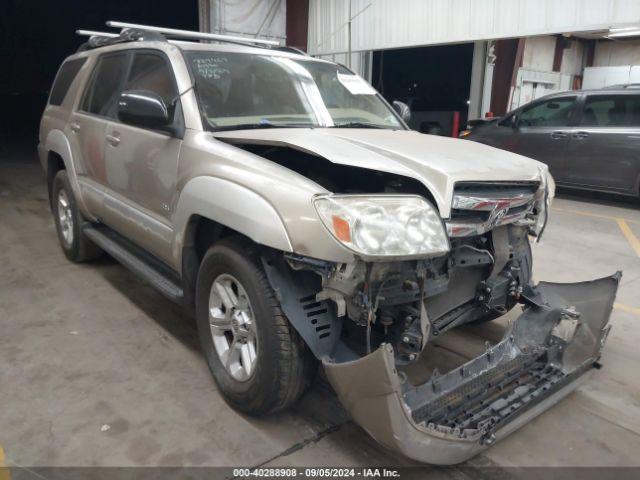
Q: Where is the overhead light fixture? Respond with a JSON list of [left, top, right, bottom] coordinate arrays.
[[608, 30, 640, 38], [609, 26, 640, 32], [607, 26, 640, 38]]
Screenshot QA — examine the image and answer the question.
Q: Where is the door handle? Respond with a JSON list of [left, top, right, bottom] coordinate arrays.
[[550, 131, 567, 140], [573, 131, 589, 139], [70, 122, 81, 133], [105, 133, 121, 147]]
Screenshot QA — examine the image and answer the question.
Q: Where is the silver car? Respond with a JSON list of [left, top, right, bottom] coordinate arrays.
[[464, 87, 640, 200], [38, 23, 620, 464]]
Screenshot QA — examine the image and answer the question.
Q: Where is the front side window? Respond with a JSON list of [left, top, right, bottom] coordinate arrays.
[[185, 51, 403, 130], [81, 53, 129, 118], [518, 97, 577, 127], [580, 95, 640, 127], [125, 52, 177, 106]]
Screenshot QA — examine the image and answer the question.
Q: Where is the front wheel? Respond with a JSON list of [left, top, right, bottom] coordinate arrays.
[[195, 238, 316, 415]]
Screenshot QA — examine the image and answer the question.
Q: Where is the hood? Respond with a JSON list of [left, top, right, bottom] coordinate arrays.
[[213, 128, 545, 218]]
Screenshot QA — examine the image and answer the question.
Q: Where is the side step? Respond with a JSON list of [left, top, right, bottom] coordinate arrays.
[[83, 225, 184, 304]]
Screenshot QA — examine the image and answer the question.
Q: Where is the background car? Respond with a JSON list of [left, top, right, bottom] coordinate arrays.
[[464, 87, 640, 200]]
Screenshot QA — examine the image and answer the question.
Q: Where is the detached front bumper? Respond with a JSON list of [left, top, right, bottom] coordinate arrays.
[[323, 273, 620, 465]]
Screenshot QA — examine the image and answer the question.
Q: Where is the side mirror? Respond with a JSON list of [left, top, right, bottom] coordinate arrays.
[[117, 90, 171, 129], [392, 100, 411, 123]]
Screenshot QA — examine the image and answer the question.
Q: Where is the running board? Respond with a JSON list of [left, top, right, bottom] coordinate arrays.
[[83, 225, 184, 304]]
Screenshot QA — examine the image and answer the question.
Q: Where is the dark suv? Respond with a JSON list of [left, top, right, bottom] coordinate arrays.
[[465, 88, 640, 199]]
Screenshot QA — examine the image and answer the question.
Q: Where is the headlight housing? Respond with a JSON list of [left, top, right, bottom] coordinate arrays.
[[313, 195, 450, 258]]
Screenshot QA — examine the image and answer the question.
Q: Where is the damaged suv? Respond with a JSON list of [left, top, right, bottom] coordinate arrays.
[[39, 23, 620, 464]]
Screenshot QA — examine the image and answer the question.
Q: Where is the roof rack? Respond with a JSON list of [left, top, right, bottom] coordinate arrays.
[[76, 21, 304, 54], [106, 21, 279, 46], [76, 27, 167, 51], [603, 83, 640, 89], [76, 30, 118, 38]]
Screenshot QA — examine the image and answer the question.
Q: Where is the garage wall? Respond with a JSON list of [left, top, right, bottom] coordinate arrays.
[[581, 40, 640, 88], [522, 36, 557, 72], [309, 0, 640, 56], [594, 40, 640, 66], [561, 39, 586, 76], [509, 35, 586, 110], [200, 0, 286, 42], [521, 36, 585, 75]]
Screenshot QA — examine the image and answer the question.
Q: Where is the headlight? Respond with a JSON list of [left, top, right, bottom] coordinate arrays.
[[313, 195, 450, 258]]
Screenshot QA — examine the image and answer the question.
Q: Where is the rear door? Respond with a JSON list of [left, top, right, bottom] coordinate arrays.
[[510, 95, 579, 182], [564, 93, 640, 192], [70, 52, 129, 185]]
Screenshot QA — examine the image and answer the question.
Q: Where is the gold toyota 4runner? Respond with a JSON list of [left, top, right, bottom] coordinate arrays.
[[38, 22, 620, 464]]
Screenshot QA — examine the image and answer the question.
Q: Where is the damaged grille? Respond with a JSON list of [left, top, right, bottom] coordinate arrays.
[[447, 181, 541, 237], [411, 354, 566, 436]]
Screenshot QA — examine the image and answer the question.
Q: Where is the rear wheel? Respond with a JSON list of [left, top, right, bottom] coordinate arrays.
[[195, 238, 316, 415], [51, 170, 102, 262]]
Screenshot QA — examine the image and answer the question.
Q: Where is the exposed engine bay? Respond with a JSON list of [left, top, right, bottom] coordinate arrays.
[[230, 140, 539, 366], [263, 223, 531, 365]]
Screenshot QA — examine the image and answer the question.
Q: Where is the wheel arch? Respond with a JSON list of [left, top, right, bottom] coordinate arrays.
[[43, 129, 90, 214], [174, 176, 294, 305]]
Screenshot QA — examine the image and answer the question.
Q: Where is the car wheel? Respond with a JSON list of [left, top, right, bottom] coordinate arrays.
[[51, 170, 102, 262], [195, 238, 316, 415]]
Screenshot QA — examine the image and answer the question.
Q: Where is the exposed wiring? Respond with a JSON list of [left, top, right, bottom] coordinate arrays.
[[454, 244, 495, 265]]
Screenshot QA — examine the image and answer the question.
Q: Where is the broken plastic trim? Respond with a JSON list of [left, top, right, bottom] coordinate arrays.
[[323, 272, 620, 465]]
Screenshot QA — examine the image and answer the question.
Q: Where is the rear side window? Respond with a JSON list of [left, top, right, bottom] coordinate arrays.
[[125, 52, 177, 106], [580, 95, 640, 127], [81, 53, 129, 117], [518, 97, 577, 127], [49, 58, 87, 106]]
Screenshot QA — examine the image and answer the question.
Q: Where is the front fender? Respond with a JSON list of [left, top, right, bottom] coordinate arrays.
[[172, 176, 293, 268]]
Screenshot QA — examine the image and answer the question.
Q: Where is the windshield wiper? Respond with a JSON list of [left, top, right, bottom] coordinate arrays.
[[212, 122, 314, 132], [330, 122, 391, 129]]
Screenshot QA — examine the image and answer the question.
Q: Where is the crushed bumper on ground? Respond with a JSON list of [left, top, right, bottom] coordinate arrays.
[[323, 273, 621, 465]]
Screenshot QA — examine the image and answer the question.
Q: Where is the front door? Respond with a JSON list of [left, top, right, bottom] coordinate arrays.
[[510, 95, 579, 183], [102, 49, 183, 261], [564, 93, 640, 192]]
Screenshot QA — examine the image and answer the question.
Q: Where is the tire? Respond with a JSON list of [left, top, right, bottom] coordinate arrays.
[[51, 170, 103, 262], [472, 238, 533, 324], [195, 238, 316, 416]]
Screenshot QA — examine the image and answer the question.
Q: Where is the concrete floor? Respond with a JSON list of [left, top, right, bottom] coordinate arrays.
[[1, 146, 640, 472]]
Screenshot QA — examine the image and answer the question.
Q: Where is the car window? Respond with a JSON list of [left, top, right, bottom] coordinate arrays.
[[49, 58, 87, 106], [185, 51, 401, 130], [81, 53, 129, 118], [580, 95, 640, 127], [518, 97, 577, 127], [125, 52, 177, 106]]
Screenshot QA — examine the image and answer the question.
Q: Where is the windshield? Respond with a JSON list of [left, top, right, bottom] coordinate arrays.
[[185, 51, 403, 131]]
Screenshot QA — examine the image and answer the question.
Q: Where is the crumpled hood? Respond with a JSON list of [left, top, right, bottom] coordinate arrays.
[[213, 128, 546, 218]]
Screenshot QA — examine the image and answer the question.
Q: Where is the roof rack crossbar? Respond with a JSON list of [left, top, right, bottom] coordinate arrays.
[[76, 30, 118, 38], [106, 21, 280, 46]]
